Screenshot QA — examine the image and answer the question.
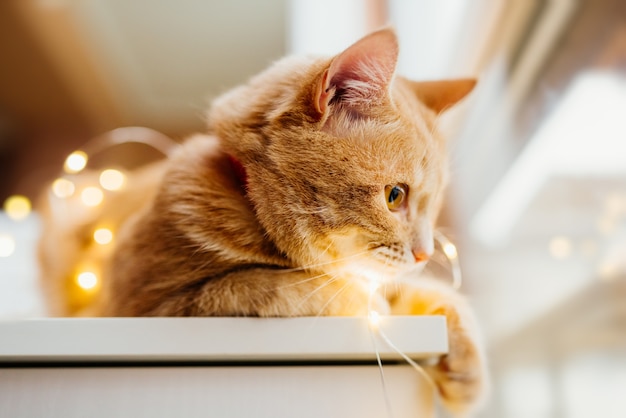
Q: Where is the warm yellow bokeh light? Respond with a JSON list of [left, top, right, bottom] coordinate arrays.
[[93, 228, 113, 245], [598, 262, 618, 282], [99, 169, 126, 191], [0, 234, 16, 257], [442, 242, 458, 259], [4, 195, 32, 221], [77, 271, 98, 290], [64, 151, 88, 173], [80, 187, 104, 207], [52, 178, 76, 198], [549, 236, 572, 260]]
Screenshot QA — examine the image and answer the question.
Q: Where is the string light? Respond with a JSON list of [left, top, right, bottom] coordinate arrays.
[[51, 178, 76, 198], [434, 230, 463, 290], [64, 150, 88, 174], [76, 271, 98, 290], [0, 234, 16, 257], [93, 228, 113, 245], [442, 241, 458, 259], [80, 186, 104, 207], [4, 195, 32, 221], [37, 128, 180, 309], [99, 169, 126, 191], [368, 310, 381, 328], [44, 128, 450, 403]]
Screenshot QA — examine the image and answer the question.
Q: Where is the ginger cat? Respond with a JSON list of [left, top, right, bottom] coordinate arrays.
[[39, 28, 486, 414]]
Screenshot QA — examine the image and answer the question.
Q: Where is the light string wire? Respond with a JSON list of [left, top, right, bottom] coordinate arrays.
[[44, 127, 179, 296], [368, 280, 395, 418], [368, 322, 396, 418], [48, 126, 179, 210], [47, 127, 464, 416], [75, 126, 180, 159], [434, 229, 463, 291], [367, 228, 463, 415]]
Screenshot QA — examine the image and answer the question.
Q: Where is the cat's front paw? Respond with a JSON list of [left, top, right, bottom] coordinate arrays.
[[390, 282, 487, 416], [426, 303, 487, 416]]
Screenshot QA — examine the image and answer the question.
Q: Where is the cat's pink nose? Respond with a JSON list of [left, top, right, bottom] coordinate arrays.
[[412, 249, 430, 263]]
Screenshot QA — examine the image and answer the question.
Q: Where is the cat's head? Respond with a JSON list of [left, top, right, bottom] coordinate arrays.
[[208, 28, 475, 285]]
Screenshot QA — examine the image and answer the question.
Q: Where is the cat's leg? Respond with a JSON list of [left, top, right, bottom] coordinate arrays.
[[389, 278, 487, 416], [186, 268, 390, 317]]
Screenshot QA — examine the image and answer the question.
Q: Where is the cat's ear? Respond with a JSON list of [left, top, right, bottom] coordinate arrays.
[[410, 79, 477, 114], [315, 28, 399, 116]]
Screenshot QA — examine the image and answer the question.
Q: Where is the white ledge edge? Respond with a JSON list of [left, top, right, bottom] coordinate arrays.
[[0, 316, 448, 363]]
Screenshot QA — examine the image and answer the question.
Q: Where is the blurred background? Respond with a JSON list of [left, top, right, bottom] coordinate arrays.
[[0, 0, 625, 416]]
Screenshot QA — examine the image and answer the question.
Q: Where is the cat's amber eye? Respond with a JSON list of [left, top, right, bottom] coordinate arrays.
[[384, 184, 408, 211]]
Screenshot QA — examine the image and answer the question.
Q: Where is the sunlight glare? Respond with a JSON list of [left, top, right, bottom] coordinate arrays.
[[368, 310, 381, 328], [368, 278, 381, 295]]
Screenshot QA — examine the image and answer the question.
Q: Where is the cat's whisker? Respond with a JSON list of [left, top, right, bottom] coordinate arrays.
[[293, 275, 341, 313], [313, 278, 354, 318], [278, 249, 370, 273], [186, 248, 222, 277], [314, 236, 337, 266], [276, 271, 331, 289]]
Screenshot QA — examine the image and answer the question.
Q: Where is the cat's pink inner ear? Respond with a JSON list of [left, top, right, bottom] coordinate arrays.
[[411, 79, 477, 114], [315, 28, 399, 116]]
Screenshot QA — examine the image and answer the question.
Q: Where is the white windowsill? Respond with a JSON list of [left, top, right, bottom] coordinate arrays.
[[0, 316, 447, 363]]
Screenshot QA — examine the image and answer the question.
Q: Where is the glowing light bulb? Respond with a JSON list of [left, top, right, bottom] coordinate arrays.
[[442, 242, 458, 259], [4, 195, 32, 221], [52, 178, 75, 198], [99, 169, 125, 191], [0, 234, 16, 257], [64, 151, 88, 173], [81, 187, 104, 207], [93, 228, 113, 245], [77, 271, 98, 290], [368, 310, 381, 328]]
